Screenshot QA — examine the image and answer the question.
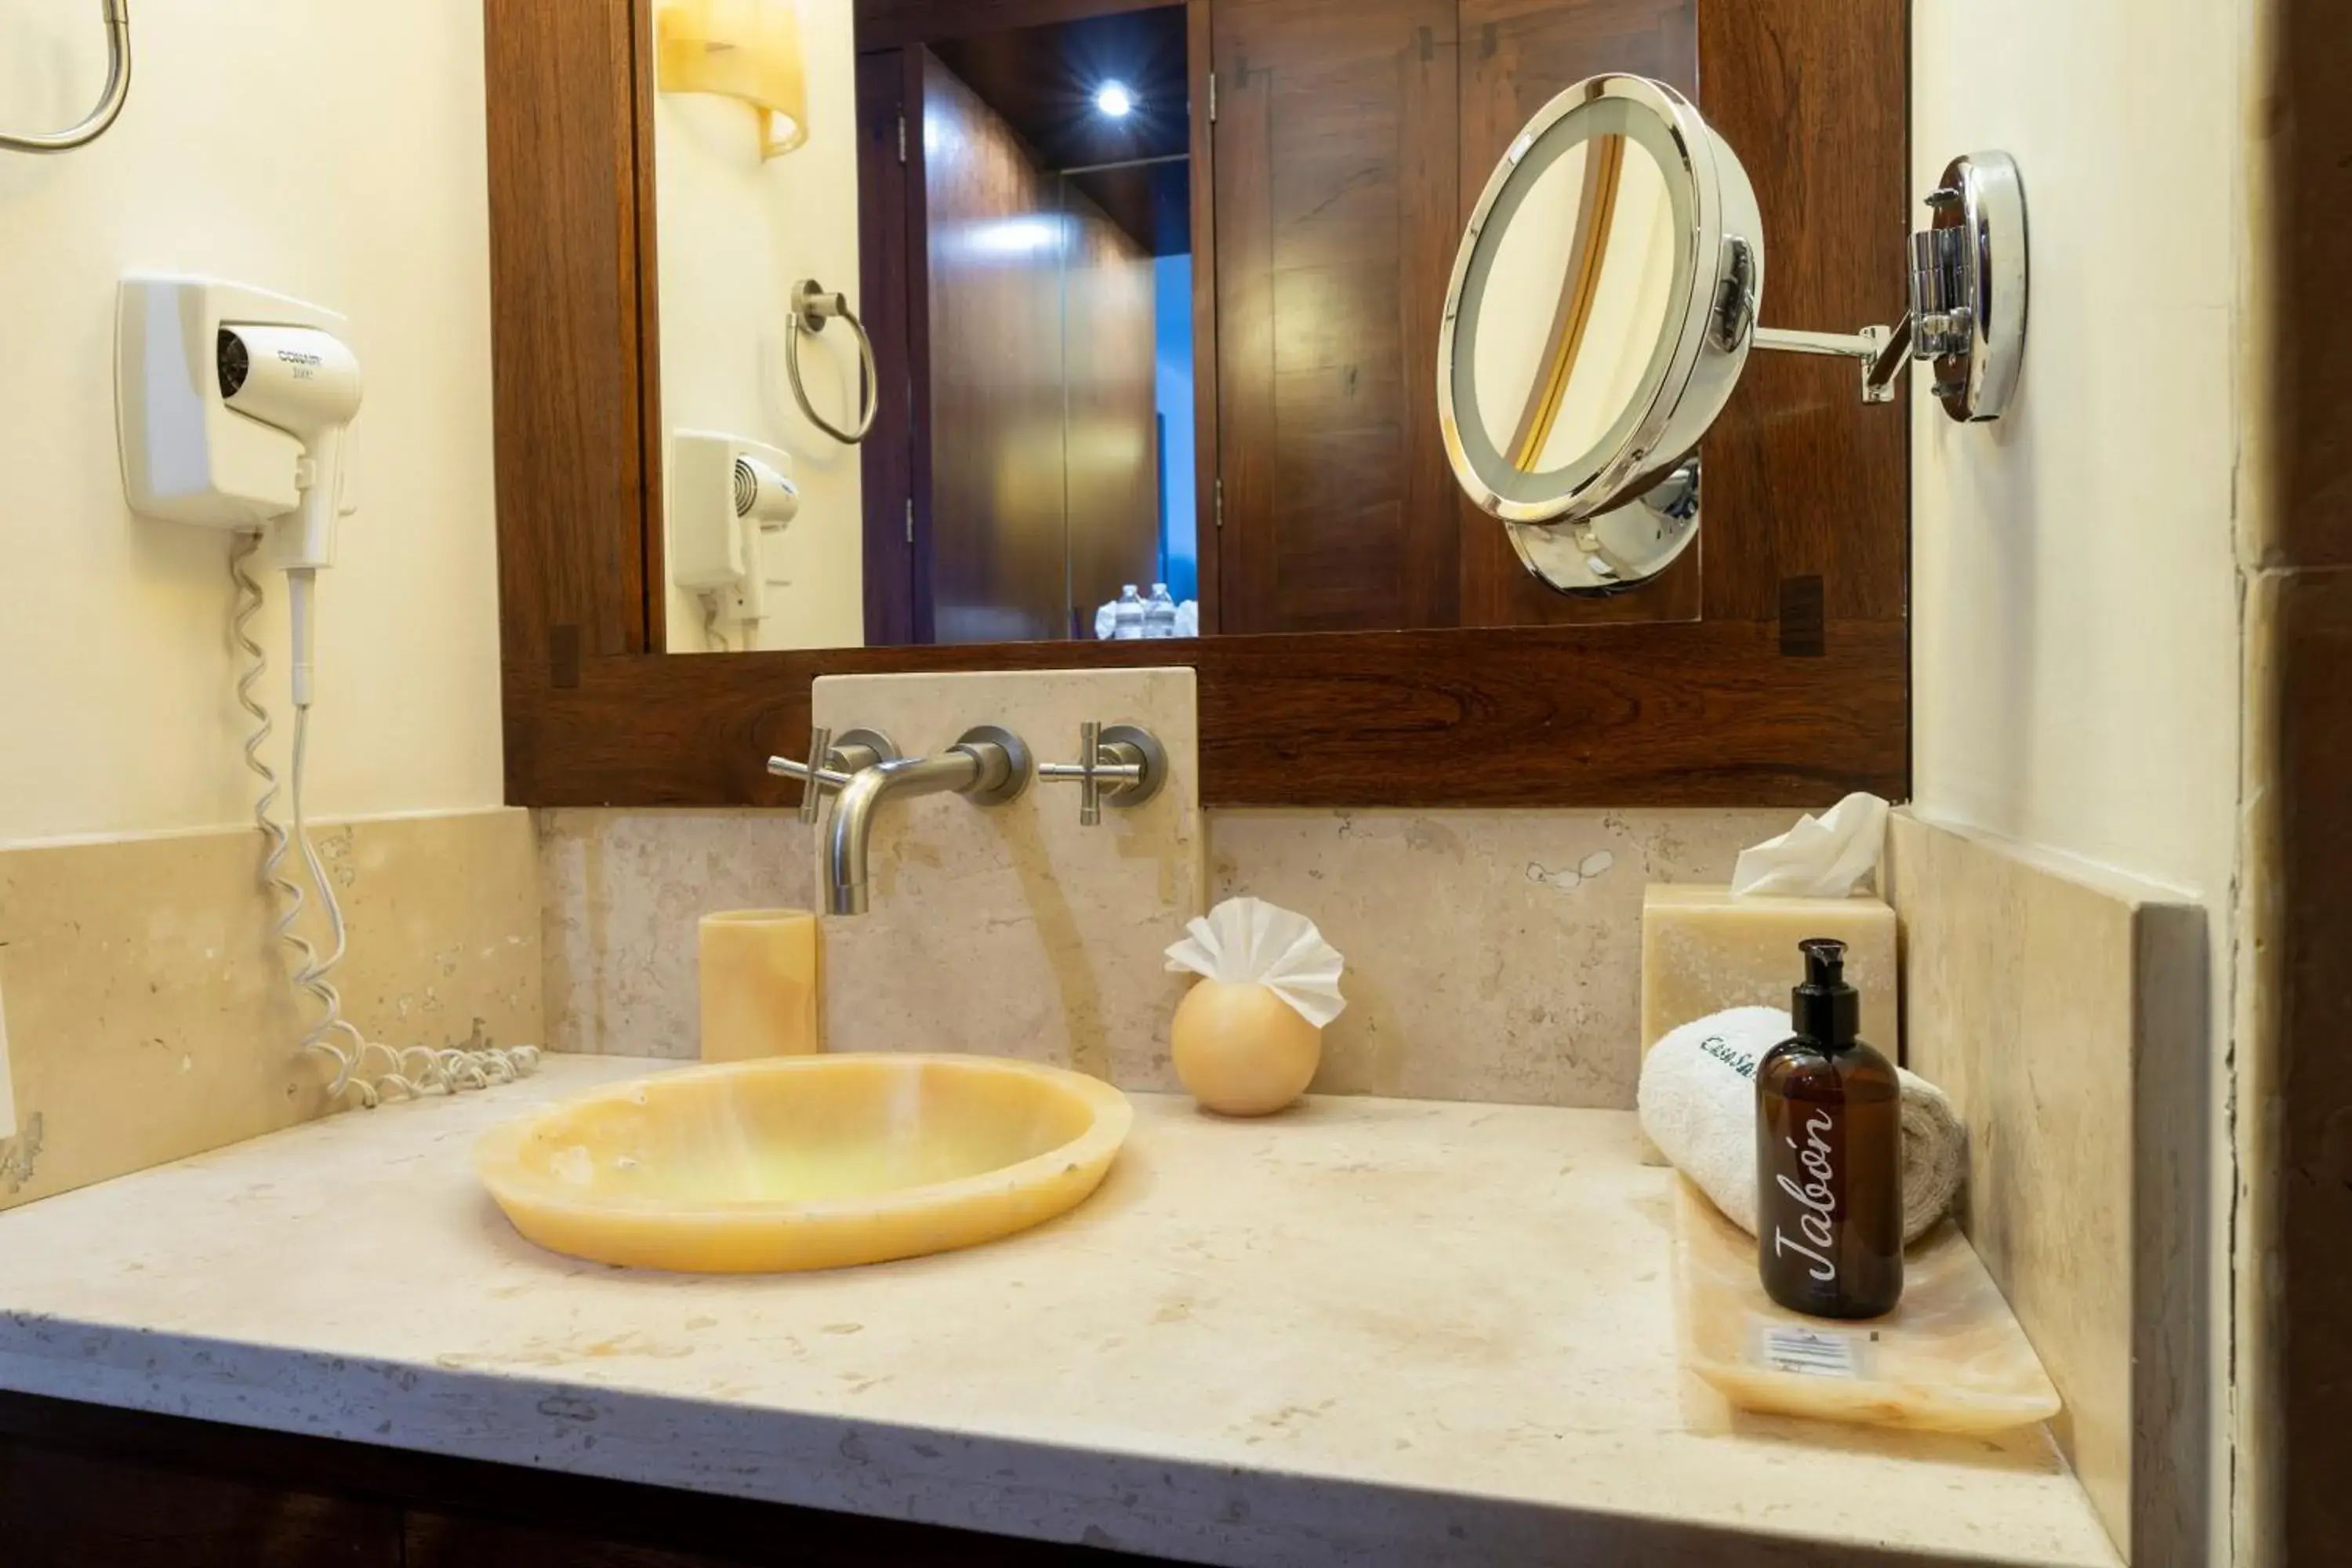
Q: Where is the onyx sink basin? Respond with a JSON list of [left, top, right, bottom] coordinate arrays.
[[475, 1054, 1133, 1272]]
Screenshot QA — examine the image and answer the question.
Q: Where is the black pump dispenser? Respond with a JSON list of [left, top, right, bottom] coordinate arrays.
[[1792, 938, 1861, 1047], [1755, 937, 1904, 1319]]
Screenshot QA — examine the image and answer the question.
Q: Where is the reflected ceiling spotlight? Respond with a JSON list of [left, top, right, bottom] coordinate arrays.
[[1094, 81, 1135, 118]]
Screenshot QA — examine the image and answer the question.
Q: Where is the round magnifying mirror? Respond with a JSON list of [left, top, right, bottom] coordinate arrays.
[[1439, 74, 1762, 595]]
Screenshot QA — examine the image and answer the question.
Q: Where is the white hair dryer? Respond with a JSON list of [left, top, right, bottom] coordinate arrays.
[[117, 275, 364, 705]]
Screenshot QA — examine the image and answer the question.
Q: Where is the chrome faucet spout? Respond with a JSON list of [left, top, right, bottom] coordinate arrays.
[[826, 753, 978, 916], [821, 728, 1030, 916]]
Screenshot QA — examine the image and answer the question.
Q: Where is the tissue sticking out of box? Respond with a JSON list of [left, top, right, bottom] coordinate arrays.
[[1730, 793, 1891, 899], [1165, 896, 1347, 1028]]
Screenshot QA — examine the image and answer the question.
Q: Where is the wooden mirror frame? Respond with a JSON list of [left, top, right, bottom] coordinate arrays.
[[483, 0, 1907, 811]]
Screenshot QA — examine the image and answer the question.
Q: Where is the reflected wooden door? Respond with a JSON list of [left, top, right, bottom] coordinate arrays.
[[856, 49, 926, 647], [1211, 0, 1461, 635], [1210, 0, 1709, 634]]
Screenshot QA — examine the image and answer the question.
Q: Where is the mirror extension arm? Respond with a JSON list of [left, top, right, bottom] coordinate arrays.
[[1748, 151, 2026, 423], [1752, 318, 1915, 405]]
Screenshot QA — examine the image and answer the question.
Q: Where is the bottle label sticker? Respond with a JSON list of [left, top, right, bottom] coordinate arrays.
[[1752, 1320, 1866, 1379]]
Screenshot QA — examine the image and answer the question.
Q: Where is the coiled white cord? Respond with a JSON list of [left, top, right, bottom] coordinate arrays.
[[231, 535, 539, 1107]]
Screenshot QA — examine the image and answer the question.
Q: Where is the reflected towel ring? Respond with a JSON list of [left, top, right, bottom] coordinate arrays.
[[2, 0, 132, 154], [786, 278, 879, 445]]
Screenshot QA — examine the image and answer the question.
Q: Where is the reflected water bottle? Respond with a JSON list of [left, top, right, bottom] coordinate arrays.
[[1145, 583, 1178, 639], [1112, 585, 1145, 640]]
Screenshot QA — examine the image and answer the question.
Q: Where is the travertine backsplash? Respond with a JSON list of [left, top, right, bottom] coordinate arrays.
[[539, 809, 818, 1058], [812, 668, 1205, 1087], [539, 804, 1795, 1109], [1885, 810, 2207, 1562], [0, 808, 542, 1212], [1210, 809, 1793, 1106]]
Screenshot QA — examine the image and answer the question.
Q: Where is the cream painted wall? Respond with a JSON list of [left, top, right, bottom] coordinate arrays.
[[1911, 0, 2245, 906], [654, 0, 865, 654], [1911, 1, 2259, 1558], [0, 0, 504, 844]]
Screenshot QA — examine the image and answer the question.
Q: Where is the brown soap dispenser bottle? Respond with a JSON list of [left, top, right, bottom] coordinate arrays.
[[1756, 938, 1904, 1319]]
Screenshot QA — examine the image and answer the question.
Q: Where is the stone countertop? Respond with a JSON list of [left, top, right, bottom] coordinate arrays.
[[0, 1057, 2118, 1568]]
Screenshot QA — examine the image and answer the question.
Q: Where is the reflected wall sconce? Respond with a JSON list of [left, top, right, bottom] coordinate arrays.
[[656, 0, 810, 159]]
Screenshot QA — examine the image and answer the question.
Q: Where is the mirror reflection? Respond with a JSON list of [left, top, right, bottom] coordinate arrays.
[[652, 2, 1196, 655], [920, 40, 1196, 646], [1470, 132, 1678, 482], [646, 8, 1755, 652]]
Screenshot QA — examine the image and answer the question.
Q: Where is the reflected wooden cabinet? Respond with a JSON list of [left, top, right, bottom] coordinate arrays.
[[1211, 0, 1461, 634]]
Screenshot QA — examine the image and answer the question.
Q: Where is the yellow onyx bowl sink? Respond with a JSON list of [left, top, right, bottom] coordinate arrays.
[[475, 1054, 1132, 1273]]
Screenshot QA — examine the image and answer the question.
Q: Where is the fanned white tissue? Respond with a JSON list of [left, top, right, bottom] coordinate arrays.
[[1164, 896, 1348, 1029], [1730, 792, 1892, 898]]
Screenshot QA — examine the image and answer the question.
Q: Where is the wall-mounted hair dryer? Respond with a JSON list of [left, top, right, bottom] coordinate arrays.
[[214, 322, 363, 569], [670, 430, 800, 633], [111, 276, 535, 1107], [118, 274, 364, 704], [732, 452, 800, 527]]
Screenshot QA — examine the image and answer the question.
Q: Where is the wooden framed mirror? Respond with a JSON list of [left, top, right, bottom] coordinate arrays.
[[483, 0, 1906, 809]]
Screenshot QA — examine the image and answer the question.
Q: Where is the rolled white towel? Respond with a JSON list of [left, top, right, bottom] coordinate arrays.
[[1637, 1004, 1965, 1246]]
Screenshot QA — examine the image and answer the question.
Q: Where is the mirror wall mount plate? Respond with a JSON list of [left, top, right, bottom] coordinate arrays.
[[1911, 152, 2029, 423], [1439, 73, 2028, 597], [1746, 149, 2030, 423]]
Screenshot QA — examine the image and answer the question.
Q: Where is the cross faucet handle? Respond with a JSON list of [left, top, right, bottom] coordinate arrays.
[[765, 727, 899, 823], [1038, 722, 1169, 826]]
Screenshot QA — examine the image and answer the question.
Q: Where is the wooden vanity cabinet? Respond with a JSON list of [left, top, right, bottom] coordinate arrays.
[[0, 1392, 1144, 1567]]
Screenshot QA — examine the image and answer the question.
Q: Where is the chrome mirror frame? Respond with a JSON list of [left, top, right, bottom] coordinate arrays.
[[1437, 74, 1756, 595]]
